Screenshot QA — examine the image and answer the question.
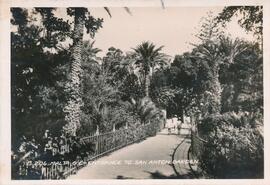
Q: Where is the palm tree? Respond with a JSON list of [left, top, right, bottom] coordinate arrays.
[[133, 41, 168, 97], [82, 40, 102, 72], [63, 8, 87, 136], [82, 41, 102, 59], [193, 36, 246, 115], [63, 5, 170, 135], [83, 71, 121, 130], [137, 97, 163, 125], [63, 8, 132, 136]]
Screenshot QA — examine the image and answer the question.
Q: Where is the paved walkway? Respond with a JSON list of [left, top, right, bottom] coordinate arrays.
[[172, 123, 194, 178], [68, 123, 193, 179]]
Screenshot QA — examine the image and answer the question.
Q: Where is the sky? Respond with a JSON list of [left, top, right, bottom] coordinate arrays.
[[54, 7, 255, 58], [81, 7, 255, 57]]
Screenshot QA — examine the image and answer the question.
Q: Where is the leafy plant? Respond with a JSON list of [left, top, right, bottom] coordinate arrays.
[[198, 112, 263, 178]]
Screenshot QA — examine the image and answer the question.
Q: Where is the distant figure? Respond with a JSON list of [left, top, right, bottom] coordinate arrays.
[[172, 116, 178, 133], [177, 119, 182, 135]]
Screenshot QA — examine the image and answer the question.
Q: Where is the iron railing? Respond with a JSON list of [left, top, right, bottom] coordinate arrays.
[[13, 121, 159, 179]]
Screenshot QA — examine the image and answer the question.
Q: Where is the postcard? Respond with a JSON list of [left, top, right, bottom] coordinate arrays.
[[0, 0, 269, 185]]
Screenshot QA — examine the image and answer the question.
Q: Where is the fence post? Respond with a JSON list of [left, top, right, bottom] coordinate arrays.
[[191, 131, 194, 157], [95, 125, 100, 155], [113, 124, 116, 148], [125, 123, 128, 145], [113, 124, 116, 132], [96, 125, 99, 135]]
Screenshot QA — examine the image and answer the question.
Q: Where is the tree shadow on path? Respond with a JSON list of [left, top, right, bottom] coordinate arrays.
[[144, 170, 194, 179], [116, 175, 134, 179]]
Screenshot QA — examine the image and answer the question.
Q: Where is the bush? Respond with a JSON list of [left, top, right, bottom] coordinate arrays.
[[198, 111, 262, 137], [198, 112, 263, 178]]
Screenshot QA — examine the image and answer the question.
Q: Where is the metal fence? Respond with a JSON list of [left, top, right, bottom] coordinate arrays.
[[189, 130, 208, 177], [14, 121, 159, 179], [190, 131, 207, 159], [81, 123, 156, 159]]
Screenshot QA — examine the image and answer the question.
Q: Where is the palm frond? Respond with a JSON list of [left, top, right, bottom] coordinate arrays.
[[104, 7, 112, 18], [133, 41, 169, 74], [124, 7, 132, 15], [160, 0, 165, 9], [219, 36, 247, 63]]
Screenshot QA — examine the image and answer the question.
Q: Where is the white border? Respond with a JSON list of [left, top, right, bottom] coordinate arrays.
[[1, 0, 270, 185]]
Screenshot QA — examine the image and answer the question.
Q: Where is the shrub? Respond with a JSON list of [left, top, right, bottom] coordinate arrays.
[[198, 112, 263, 178]]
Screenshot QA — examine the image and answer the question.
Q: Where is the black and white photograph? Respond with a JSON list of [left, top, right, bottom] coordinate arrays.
[[0, 0, 268, 184]]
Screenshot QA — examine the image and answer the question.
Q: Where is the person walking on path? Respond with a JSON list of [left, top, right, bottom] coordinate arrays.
[[172, 116, 178, 133]]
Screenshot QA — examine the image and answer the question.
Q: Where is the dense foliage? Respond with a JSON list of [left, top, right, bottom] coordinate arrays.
[[149, 7, 263, 178], [11, 8, 165, 144], [196, 7, 263, 178], [11, 7, 263, 179], [11, 8, 70, 148], [198, 112, 263, 178]]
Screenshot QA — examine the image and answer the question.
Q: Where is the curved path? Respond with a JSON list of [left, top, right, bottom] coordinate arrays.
[[68, 124, 193, 179], [172, 124, 194, 178]]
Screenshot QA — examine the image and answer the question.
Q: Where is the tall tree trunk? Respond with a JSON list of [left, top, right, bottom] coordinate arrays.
[[144, 65, 154, 97], [181, 107, 185, 123], [208, 64, 222, 114], [200, 63, 222, 117], [144, 73, 150, 97], [63, 8, 85, 136]]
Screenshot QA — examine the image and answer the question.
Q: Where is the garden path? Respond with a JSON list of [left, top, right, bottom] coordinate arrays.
[[68, 123, 193, 179]]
